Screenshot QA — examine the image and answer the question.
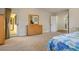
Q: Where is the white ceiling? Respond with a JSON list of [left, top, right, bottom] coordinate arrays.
[[39, 8, 68, 14]]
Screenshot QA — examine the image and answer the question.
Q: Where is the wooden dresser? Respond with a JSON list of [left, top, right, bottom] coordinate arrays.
[[27, 24, 42, 36]]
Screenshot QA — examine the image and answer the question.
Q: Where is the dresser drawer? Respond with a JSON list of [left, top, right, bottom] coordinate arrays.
[[27, 24, 42, 36]]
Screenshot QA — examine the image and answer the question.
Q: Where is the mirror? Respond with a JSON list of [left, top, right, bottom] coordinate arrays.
[[29, 15, 39, 24]]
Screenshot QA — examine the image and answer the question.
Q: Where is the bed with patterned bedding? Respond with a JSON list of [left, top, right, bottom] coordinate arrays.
[[48, 32, 79, 51]]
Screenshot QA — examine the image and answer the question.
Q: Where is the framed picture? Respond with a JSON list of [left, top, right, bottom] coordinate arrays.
[[29, 15, 39, 24]]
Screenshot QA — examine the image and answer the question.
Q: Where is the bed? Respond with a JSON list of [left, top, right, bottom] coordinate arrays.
[[48, 32, 79, 51]]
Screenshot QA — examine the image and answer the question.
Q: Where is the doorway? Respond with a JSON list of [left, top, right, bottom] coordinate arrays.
[[9, 14, 17, 37], [56, 11, 69, 33], [50, 10, 69, 33]]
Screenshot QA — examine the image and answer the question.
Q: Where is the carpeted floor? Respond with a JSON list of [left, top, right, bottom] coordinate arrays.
[[0, 32, 62, 51]]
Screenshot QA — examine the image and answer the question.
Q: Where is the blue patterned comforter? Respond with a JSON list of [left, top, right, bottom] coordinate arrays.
[[48, 32, 79, 51]]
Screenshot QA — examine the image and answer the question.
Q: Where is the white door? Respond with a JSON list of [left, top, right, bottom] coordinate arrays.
[[51, 16, 57, 32]]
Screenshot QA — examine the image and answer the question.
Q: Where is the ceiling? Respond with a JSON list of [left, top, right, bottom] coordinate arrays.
[[39, 8, 68, 14]]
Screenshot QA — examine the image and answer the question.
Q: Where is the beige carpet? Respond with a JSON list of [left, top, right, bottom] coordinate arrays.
[[0, 32, 62, 51]]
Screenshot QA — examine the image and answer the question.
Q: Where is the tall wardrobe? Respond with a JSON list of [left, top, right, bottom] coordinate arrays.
[[0, 8, 11, 45], [0, 15, 5, 44]]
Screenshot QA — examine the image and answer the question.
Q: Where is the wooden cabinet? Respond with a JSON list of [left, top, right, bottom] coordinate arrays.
[[27, 24, 42, 36], [0, 15, 5, 44]]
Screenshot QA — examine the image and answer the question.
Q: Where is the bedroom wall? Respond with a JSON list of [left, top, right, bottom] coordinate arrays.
[[69, 9, 79, 32], [11, 8, 51, 36], [0, 8, 5, 14]]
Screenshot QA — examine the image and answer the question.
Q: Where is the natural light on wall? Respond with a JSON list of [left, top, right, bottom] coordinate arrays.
[[10, 13, 17, 36]]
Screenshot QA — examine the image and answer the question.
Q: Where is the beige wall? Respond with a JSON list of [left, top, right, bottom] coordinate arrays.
[[12, 8, 52, 36], [69, 9, 79, 32], [0, 9, 5, 14], [9, 8, 79, 36]]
